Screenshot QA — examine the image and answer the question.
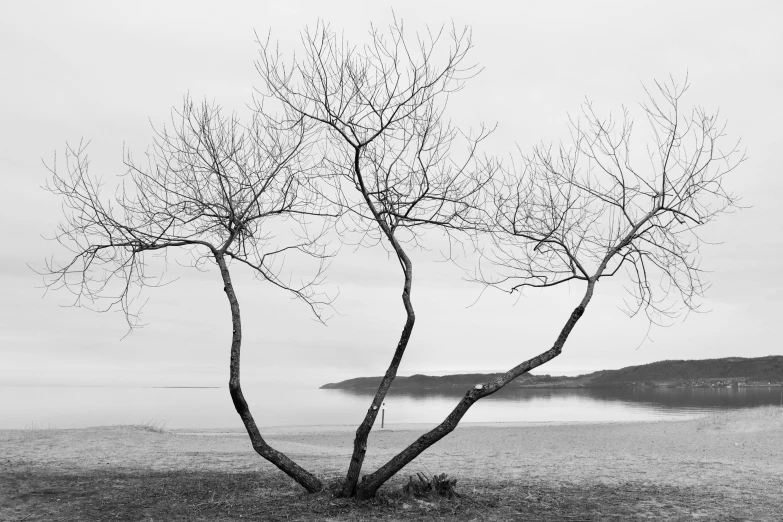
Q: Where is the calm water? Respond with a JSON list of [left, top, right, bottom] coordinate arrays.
[[1, 385, 781, 430]]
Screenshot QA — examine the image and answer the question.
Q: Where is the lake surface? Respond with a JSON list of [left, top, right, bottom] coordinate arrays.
[[1, 385, 781, 430]]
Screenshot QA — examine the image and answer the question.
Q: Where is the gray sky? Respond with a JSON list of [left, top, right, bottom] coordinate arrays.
[[1, 0, 781, 388]]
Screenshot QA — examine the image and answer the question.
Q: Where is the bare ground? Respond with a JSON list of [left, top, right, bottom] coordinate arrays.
[[2, 406, 782, 521]]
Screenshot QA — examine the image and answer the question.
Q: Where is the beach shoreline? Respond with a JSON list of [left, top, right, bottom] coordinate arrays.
[[3, 409, 782, 480], [2, 407, 782, 520], [174, 415, 698, 434]]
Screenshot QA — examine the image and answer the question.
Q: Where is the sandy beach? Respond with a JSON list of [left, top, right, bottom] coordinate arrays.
[[2, 407, 782, 520]]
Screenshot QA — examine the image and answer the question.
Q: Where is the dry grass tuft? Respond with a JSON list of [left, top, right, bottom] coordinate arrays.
[[131, 417, 169, 434], [402, 472, 460, 499]]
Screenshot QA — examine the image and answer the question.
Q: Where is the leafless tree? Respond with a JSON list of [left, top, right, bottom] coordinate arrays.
[[256, 18, 495, 497], [40, 98, 334, 492], [352, 78, 743, 498], [40, 18, 743, 502]]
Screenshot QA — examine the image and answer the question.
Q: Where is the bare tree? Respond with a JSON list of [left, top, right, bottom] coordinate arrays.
[[40, 18, 743, 502], [40, 98, 333, 492], [256, 18, 494, 497], [351, 78, 743, 498]]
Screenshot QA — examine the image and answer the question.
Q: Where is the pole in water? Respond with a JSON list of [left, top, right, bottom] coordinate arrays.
[[382, 402, 385, 429]]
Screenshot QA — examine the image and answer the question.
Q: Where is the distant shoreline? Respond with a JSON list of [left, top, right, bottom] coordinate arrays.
[[321, 355, 783, 392]]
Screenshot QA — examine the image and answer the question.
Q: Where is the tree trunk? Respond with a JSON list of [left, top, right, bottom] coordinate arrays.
[[354, 280, 596, 499], [339, 275, 414, 496], [339, 150, 418, 497], [215, 252, 323, 493]]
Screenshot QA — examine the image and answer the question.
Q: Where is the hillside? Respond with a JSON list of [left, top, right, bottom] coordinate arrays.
[[589, 356, 783, 385], [320, 355, 783, 392]]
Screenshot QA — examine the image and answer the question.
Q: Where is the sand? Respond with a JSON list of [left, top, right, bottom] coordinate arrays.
[[3, 407, 782, 495]]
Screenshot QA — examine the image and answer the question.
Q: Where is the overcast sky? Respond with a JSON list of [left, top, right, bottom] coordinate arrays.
[[1, 1, 781, 389]]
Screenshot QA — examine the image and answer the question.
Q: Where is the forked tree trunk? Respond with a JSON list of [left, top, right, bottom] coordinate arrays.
[[215, 253, 323, 493], [353, 280, 596, 499]]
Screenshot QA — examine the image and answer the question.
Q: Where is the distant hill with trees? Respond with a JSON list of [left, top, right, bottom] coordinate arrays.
[[321, 356, 783, 392]]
